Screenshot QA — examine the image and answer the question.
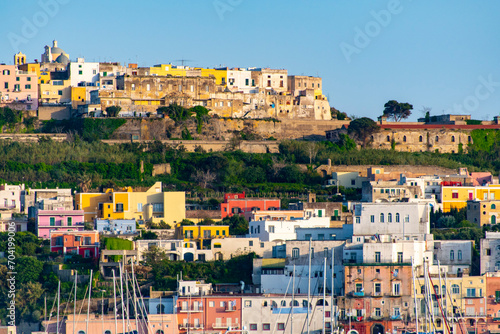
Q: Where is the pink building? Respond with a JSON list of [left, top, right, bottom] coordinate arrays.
[[0, 64, 38, 111], [36, 209, 85, 239]]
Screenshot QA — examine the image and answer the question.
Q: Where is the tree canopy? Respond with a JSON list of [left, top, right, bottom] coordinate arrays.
[[347, 117, 379, 148], [383, 100, 413, 122]]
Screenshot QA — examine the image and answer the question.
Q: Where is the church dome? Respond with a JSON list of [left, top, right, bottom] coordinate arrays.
[[55, 53, 70, 65]]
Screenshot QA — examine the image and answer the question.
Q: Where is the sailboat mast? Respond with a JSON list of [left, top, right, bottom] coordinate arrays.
[[131, 262, 139, 334], [113, 269, 118, 334], [87, 270, 93, 334], [291, 265, 295, 334], [74, 270, 78, 334], [307, 237, 312, 334], [57, 280, 60, 334], [323, 258, 326, 334], [331, 247, 335, 331], [119, 264, 126, 334], [411, 257, 419, 334], [126, 269, 131, 332]]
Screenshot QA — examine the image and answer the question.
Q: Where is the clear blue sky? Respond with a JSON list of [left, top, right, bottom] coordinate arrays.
[[1, 0, 499, 121]]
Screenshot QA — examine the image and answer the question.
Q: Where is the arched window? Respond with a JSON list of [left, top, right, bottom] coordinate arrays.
[[451, 136, 455, 142], [403, 136, 407, 142], [271, 301, 278, 308], [395, 213, 400, 223], [380, 213, 384, 223], [419, 136, 423, 142], [388, 213, 392, 223], [452, 284, 460, 294], [262, 301, 268, 307], [458, 250, 462, 261], [442, 285, 446, 297], [281, 300, 286, 306], [156, 330, 164, 334], [104, 331, 112, 334], [292, 248, 300, 259], [387, 135, 391, 142], [450, 250, 454, 261], [493, 216, 497, 225], [78, 331, 86, 334], [302, 300, 309, 308], [435, 136, 439, 142], [316, 299, 328, 306], [492, 204, 497, 210], [290, 300, 299, 306]]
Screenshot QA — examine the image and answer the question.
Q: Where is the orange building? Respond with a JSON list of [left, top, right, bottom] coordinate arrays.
[[176, 296, 242, 333], [49, 230, 100, 260], [220, 192, 280, 218]]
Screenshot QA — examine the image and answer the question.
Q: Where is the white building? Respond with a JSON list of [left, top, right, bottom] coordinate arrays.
[[296, 225, 353, 241], [480, 232, 500, 274], [96, 218, 136, 234], [327, 172, 368, 189], [254, 240, 345, 296], [352, 202, 430, 238], [247, 216, 331, 242], [135, 239, 183, 262], [69, 58, 99, 87], [0, 184, 25, 213], [226, 68, 258, 94]]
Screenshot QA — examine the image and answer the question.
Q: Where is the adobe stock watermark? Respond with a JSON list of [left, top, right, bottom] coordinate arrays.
[[6, 222, 17, 326], [444, 74, 500, 114], [339, 0, 407, 63], [213, 0, 244, 21], [8, 0, 71, 52]]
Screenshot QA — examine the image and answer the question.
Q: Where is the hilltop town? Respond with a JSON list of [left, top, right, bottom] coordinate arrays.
[[3, 40, 500, 334]]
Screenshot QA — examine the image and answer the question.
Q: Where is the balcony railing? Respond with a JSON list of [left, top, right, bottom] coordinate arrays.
[[225, 305, 237, 312], [179, 323, 204, 330], [212, 323, 239, 329], [179, 306, 204, 313], [353, 292, 364, 297]]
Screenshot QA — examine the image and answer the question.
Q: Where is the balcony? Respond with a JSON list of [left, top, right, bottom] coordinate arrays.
[[225, 305, 237, 312], [179, 306, 204, 313], [353, 292, 365, 297], [391, 315, 402, 320], [179, 324, 204, 330], [212, 323, 239, 329]]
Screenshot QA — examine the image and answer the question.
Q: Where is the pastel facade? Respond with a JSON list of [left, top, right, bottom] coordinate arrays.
[[480, 232, 500, 274], [442, 184, 500, 212], [50, 230, 100, 259], [176, 224, 229, 250], [0, 64, 38, 111], [352, 202, 430, 238], [221, 192, 280, 218], [36, 209, 84, 239], [69, 58, 99, 87], [95, 218, 136, 234], [247, 216, 331, 242], [75, 182, 185, 225], [467, 199, 500, 227], [0, 184, 24, 212]]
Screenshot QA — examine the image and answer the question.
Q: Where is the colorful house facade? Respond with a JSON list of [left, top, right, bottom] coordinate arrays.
[[36, 209, 84, 239], [220, 192, 280, 218], [50, 230, 100, 260]]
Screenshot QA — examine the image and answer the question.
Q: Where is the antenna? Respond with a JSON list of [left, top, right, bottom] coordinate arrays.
[[173, 59, 194, 66]]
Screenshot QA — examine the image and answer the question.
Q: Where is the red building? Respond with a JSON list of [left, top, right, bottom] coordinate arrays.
[[176, 295, 242, 333], [50, 230, 100, 260], [220, 192, 280, 218]]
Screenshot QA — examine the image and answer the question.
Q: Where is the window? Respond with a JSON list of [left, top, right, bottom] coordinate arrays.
[[452, 192, 459, 199], [394, 307, 400, 317], [393, 283, 401, 295], [386, 135, 391, 142], [84, 249, 91, 258], [131, 84, 135, 91], [137, 203, 143, 211], [245, 78, 249, 86], [355, 217, 360, 224], [419, 135, 423, 142], [458, 250, 462, 261], [4, 82, 7, 89], [67, 217, 72, 226], [435, 136, 439, 142], [50, 217, 55, 226], [355, 283, 363, 292], [370, 215, 375, 223], [58, 90, 63, 96], [250, 324, 257, 331], [466, 288, 476, 297], [388, 213, 392, 223], [405, 215, 410, 223], [451, 136, 455, 142], [374, 283, 381, 295], [249, 240, 253, 246], [380, 213, 384, 222], [375, 308, 381, 317], [395, 213, 400, 223], [277, 323, 285, 331], [244, 300, 252, 307], [397, 252, 403, 263], [153, 203, 164, 212], [403, 136, 407, 142], [268, 225, 275, 233], [375, 252, 381, 263], [25, 84, 31, 89], [292, 248, 300, 259], [116, 203, 124, 212], [492, 204, 497, 209], [450, 250, 454, 261], [263, 324, 270, 331]]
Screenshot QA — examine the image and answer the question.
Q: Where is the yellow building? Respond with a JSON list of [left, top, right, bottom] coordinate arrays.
[[39, 78, 71, 104], [176, 224, 229, 249], [71, 86, 87, 109], [150, 64, 187, 77], [75, 182, 185, 226], [199, 68, 227, 86], [442, 185, 500, 212], [18, 63, 41, 82], [413, 274, 486, 331], [467, 199, 500, 226]]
